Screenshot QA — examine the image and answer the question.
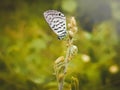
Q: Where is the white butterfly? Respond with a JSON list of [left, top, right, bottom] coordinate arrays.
[[43, 10, 67, 40]]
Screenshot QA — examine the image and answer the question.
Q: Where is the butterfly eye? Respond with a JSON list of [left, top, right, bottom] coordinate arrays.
[[59, 13, 61, 16], [59, 13, 64, 17]]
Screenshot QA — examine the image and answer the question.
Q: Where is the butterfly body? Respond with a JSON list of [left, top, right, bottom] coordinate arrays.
[[43, 10, 67, 40]]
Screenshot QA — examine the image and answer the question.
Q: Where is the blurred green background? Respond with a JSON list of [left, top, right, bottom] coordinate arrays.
[[0, 0, 120, 90]]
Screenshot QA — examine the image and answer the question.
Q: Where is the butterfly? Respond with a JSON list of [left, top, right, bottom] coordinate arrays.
[[43, 10, 67, 40]]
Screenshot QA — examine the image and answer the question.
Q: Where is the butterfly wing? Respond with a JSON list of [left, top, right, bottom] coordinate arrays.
[[43, 10, 66, 39]]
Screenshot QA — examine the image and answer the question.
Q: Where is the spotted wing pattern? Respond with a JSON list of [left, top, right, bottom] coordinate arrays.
[[43, 10, 67, 39]]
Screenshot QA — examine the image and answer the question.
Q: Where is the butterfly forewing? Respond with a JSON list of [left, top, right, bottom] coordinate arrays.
[[43, 10, 67, 39]]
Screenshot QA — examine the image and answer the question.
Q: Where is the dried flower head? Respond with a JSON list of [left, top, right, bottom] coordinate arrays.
[[68, 17, 78, 37]]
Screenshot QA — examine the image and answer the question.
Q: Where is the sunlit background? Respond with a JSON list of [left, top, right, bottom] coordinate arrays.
[[0, 0, 120, 90]]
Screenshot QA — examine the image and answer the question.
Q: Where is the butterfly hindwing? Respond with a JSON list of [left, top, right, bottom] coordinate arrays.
[[43, 10, 67, 39]]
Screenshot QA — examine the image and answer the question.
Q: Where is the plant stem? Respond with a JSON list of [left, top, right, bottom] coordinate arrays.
[[58, 38, 73, 90]]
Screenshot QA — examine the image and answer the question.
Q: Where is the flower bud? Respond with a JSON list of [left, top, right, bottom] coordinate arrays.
[[70, 45, 78, 56], [72, 27, 78, 33], [70, 17, 76, 26], [58, 73, 64, 82], [68, 23, 72, 28], [68, 30, 74, 38], [55, 56, 64, 64]]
